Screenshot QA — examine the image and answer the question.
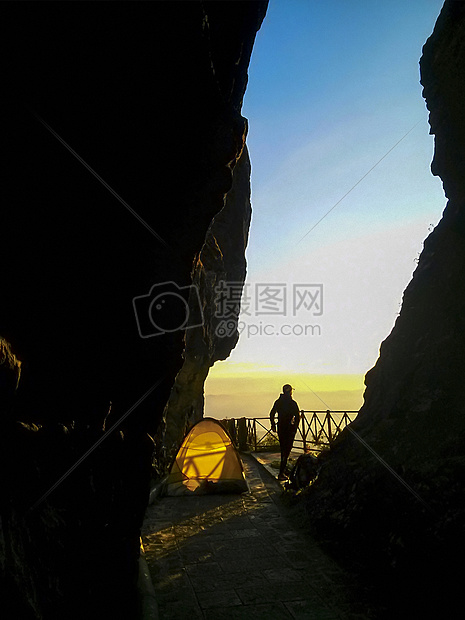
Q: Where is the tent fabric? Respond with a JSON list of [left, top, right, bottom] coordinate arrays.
[[164, 418, 248, 496]]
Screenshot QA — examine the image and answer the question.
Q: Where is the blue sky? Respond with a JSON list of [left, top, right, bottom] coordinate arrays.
[[243, 0, 445, 259], [205, 0, 446, 416]]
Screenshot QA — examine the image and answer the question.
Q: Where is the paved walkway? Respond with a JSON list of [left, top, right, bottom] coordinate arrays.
[[249, 449, 303, 479], [141, 453, 375, 619]]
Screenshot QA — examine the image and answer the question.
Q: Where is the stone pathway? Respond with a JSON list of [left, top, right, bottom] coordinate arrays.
[[141, 453, 375, 619]]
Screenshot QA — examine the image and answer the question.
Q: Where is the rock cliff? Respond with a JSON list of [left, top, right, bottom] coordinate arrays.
[[303, 2, 465, 615], [0, 2, 267, 617], [160, 145, 252, 469]]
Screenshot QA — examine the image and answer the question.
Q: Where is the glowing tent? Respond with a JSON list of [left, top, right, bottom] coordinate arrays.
[[164, 418, 248, 496]]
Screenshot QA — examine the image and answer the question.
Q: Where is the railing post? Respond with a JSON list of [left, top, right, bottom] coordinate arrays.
[[301, 410, 307, 453], [237, 417, 247, 451], [326, 410, 332, 443], [230, 417, 236, 445], [253, 418, 257, 452]]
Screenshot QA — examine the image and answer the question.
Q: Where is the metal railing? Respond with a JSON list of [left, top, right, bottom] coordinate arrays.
[[297, 410, 358, 451], [222, 410, 358, 453], [245, 417, 274, 452]]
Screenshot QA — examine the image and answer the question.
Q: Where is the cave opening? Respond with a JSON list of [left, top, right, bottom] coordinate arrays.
[[205, 0, 446, 428]]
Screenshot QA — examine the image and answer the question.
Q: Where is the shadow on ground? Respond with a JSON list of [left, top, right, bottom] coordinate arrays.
[[141, 454, 378, 619]]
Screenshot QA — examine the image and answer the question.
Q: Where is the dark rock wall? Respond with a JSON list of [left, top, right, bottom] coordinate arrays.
[[0, 2, 267, 617], [160, 145, 252, 469], [303, 1, 465, 614]]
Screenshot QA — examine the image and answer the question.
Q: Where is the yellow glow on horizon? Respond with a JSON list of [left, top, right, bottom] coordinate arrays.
[[206, 362, 364, 393], [204, 362, 365, 419]]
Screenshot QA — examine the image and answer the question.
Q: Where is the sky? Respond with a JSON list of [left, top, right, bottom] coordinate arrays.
[[204, 0, 446, 420]]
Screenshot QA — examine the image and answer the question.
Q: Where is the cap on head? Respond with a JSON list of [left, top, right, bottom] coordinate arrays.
[[283, 384, 293, 393]]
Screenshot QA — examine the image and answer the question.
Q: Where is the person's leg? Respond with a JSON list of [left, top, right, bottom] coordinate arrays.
[[278, 426, 293, 477]]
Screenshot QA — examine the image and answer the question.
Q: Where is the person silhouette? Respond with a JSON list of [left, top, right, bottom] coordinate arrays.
[[270, 384, 301, 480]]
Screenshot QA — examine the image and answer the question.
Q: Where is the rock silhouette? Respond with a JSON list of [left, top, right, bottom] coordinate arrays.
[[0, 2, 267, 617]]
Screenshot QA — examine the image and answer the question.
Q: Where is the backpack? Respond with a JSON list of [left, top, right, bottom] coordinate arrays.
[[286, 453, 319, 491]]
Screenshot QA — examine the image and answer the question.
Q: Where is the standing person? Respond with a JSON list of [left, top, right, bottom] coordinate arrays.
[[270, 384, 301, 480]]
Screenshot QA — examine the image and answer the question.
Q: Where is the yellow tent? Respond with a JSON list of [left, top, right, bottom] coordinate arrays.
[[164, 418, 248, 496]]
